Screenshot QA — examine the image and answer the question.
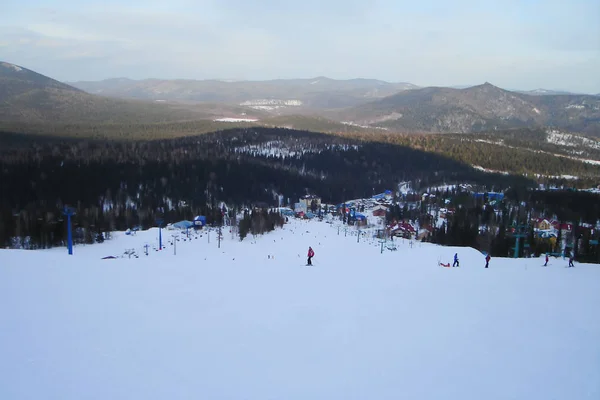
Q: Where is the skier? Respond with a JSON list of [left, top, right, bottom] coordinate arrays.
[[568, 253, 575, 268], [307, 246, 315, 266], [453, 253, 459, 267], [485, 253, 491, 268], [544, 253, 549, 266]]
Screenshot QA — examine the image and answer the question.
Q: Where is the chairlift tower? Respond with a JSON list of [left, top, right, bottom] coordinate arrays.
[[511, 224, 529, 258], [155, 218, 164, 250]]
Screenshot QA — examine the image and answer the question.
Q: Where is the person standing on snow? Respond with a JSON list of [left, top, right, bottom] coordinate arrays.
[[568, 253, 575, 267], [307, 246, 315, 266], [453, 253, 459, 267], [544, 253, 549, 266], [485, 253, 491, 268]]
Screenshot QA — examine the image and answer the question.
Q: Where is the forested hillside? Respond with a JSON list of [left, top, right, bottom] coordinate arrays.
[[0, 127, 530, 248]]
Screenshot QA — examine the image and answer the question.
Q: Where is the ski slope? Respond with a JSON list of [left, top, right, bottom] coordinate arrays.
[[1, 219, 599, 400]]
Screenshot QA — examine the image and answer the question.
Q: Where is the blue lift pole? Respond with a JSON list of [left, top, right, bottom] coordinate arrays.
[[63, 207, 76, 255]]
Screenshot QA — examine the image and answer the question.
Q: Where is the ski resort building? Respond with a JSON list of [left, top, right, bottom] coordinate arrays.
[[193, 215, 207, 229], [299, 194, 321, 211]]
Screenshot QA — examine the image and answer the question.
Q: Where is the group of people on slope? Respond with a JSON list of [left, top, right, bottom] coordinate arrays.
[[309, 247, 576, 269], [543, 252, 575, 267], [447, 253, 491, 268]]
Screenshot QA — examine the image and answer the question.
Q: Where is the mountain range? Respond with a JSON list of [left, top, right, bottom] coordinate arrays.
[[333, 83, 600, 135], [67, 76, 419, 110], [2, 61, 600, 137], [0, 61, 263, 126]]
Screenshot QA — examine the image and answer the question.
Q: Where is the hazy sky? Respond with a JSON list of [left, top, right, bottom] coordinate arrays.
[[1, 0, 599, 92]]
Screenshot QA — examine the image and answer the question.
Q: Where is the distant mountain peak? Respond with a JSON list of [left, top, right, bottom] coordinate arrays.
[[468, 82, 502, 91], [0, 60, 81, 94]]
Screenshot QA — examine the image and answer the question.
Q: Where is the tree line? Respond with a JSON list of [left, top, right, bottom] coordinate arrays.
[[0, 127, 547, 250]]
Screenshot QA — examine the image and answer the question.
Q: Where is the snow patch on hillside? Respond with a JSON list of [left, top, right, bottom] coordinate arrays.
[[546, 130, 600, 150], [233, 140, 359, 160], [470, 132, 600, 172], [240, 99, 303, 111], [342, 121, 389, 131], [1, 62, 23, 72], [472, 165, 510, 175], [475, 139, 504, 146], [214, 117, 259, 122]]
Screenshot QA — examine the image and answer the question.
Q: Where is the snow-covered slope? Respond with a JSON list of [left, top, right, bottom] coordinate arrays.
[[1, 219, 599, 400]]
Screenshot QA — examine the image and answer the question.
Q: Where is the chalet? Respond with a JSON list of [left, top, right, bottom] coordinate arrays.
[[372, 205, 388, 217], [534, 218, 554, 231], [389, 221, 416, 239], [299, 194, 321, 211]]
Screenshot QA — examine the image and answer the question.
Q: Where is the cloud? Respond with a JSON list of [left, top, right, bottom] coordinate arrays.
[[0, 0, 598, 92]]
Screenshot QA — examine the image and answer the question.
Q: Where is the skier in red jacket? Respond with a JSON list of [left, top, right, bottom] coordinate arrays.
[[307, 247, 315, 266]]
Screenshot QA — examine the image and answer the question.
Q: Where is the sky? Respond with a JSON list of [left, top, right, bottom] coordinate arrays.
[[1, 0, 599, 93]]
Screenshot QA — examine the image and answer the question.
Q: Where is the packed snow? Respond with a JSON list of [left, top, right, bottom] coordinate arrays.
[[1, 218, 599, 400]]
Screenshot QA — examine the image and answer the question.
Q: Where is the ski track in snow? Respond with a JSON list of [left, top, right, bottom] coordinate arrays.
[[0, 219, 599, 400]]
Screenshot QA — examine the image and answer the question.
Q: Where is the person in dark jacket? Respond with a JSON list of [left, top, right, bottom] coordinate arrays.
[[453, 253, 459, 267], [568, 254, 575, 267], [544, 253, 549, 266], [307, 246, 315, 266], [485, 254, 491, 268]]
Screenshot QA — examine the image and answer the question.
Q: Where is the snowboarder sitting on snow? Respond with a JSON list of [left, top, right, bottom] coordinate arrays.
[[453, 253, 459, 267], [307, 246, 315, 266], [485, 253, 491, 268]]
